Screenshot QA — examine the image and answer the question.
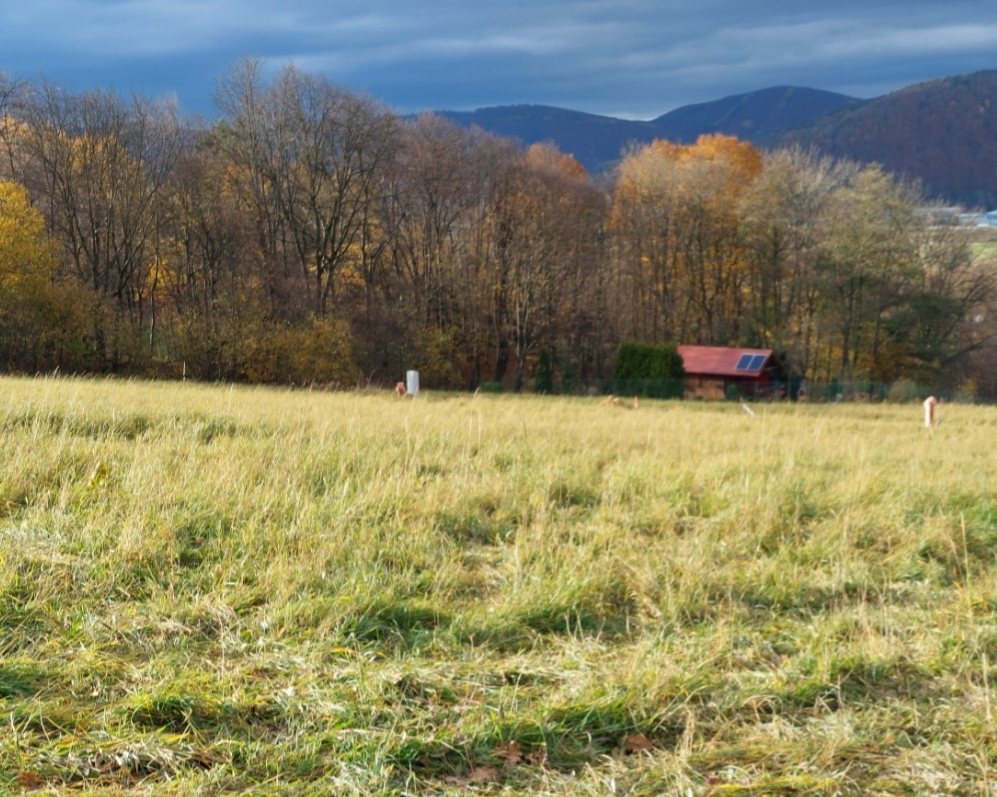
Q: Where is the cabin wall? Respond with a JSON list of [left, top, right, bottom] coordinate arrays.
[[684, 376, 726, 400], [683, 374, 769, 400]]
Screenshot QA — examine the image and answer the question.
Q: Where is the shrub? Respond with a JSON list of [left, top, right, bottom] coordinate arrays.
[[534, 349, 553, 394], [613, 342, 685, 398], [240, 319, 356, 385], [558, 350, 578, 395], [419, 328, 465, 389]]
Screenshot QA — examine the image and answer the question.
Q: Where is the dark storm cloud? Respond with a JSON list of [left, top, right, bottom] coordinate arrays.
[[0, 1, 994, 117]]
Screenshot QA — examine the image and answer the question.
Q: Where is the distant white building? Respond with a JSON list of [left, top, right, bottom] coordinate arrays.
[[977, 210, 997, 228]]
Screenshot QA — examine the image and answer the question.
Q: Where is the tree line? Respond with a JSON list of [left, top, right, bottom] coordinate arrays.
[[0, 60, 992, 393]]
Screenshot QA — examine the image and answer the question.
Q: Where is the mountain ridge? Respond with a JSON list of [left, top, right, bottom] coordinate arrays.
[[651, 85, 864, 140], [438, 87, 861, 172], [436, 70, 997, 205], [771, 70, 997, 207]]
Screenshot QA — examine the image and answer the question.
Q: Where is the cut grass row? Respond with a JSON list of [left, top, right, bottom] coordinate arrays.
[[1, 377, 997, 794]]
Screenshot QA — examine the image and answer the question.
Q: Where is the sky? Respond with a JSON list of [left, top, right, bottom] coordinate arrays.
[[1, 0, 995, 119]]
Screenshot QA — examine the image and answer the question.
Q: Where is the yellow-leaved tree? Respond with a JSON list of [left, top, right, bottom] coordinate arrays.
[[0, 180, 89, 370], [0, 179, 55, 285]]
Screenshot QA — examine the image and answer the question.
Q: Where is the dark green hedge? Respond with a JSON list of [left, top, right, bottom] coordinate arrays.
[[613, 343, 685, 398]]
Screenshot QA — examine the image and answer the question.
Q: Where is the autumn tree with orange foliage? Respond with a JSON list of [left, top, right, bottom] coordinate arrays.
[[611, 134, 762, 346]]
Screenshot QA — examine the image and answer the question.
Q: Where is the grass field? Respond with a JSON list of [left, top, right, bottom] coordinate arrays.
[[2, 378, 997, 795], [971, 242, 997, 259]]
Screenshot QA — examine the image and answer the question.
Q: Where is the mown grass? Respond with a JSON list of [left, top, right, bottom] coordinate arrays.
[[1, 377, 997, 794]]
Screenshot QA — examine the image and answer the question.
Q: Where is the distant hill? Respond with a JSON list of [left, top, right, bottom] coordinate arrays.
[[438, 87, 859, 173], [437, 105, 661, 174], [438, 71, 997, 206], [651, 86, 862, 143], [771, 71, 997, 207]]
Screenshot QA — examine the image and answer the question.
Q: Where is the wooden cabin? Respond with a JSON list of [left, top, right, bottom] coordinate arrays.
[[677, 346, 775, 400]]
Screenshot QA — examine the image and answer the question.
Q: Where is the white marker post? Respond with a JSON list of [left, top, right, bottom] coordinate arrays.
[[406, 370, 420, 398]]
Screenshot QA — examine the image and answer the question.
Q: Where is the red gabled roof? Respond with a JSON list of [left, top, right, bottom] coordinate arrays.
[[677, 345, 772, 377]]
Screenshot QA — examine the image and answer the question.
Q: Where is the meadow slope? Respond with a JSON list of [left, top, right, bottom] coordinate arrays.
[[1, 378, 997, 795]]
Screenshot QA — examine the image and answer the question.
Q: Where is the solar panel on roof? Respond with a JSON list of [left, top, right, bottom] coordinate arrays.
[[735, 353, 754, 371], [749, 354, 767, 371]]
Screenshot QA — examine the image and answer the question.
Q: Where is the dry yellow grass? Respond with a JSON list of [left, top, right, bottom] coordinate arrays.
[[1, 376, 996, 794]]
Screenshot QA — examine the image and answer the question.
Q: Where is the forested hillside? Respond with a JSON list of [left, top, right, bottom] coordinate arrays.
[[773, 70, 997, 207], [437, 105, 659, 175], [651, 86, 861, 145], [0, 60, 992, 393], [440, 87, 858, 172]]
